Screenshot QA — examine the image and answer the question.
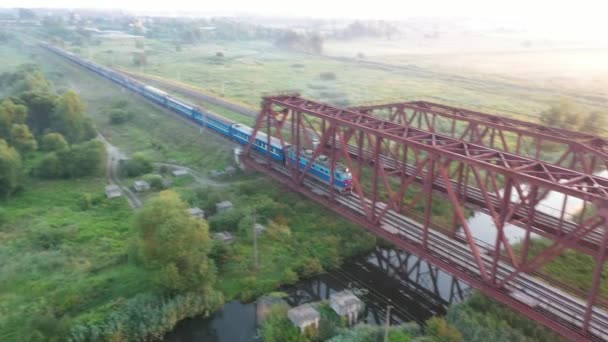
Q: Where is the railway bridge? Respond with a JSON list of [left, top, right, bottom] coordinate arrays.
[[243, 94, 608, 341]]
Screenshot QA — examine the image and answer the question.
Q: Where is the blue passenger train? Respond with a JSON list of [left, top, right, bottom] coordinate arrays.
[[43, 44, 353, 193]]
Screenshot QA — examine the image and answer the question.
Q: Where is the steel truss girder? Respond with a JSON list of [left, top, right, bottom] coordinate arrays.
[[351, 101, 608, 174], [267, 94, 608, 204]]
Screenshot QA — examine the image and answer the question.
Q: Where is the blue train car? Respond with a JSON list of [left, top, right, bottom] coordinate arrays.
[[167, 97, 195, 118], [230, 124, 287, 161], [203, 112, 232, 136], [143, 86, 168, 105], [286, 147, 352, 192]]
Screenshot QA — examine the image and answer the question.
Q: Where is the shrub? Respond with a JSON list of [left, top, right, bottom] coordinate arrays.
[[108, 108, 133, 125], [123, 153, 152, 177], [40, 132, 68, 151], [142, 173, 164, 190], [69, 292, 222, 342]]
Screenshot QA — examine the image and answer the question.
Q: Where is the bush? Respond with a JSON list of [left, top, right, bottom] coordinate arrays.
[[142, 173, 164, 190], [261, 303, 305, 342], [79, 193, 93, 211], [36, 140, 106, 179], [40, 132, 68, 151], [108, 108, 133, 125], [69, 292, 222, 342], [123, 153, 152, 177], [209, 209, 245, 232]]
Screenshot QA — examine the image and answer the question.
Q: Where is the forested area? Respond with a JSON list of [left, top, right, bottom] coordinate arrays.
[[0, 64, 102, 197]]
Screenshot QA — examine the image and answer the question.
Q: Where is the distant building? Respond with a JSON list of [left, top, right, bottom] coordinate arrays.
[[216, 200, 233, 213], [133, 180, 150, 192], [105, 184, 122, 198], [172, 169, 189, 177], [188, 207, 205, 219], [330, 290, 364, 325], [288, 304, 320, 332], [213, 231, 234, 244]]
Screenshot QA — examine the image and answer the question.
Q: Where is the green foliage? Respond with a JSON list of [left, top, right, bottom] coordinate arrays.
[[36, 140, 106, 179], [51, 90, 96, 143], [10, 123, 37, 154], [0, 138, 22, 197], [19, 91, 58, 135], [135, 190, 221, 298], [261, 303, 308, 342], [0, 98, 28, 139], [329, 323, 420, 342], [123, 152, 153, 177], [142, 173, 165, 190], [209, 208, 245, 232], [425, 317, 462, 342], [580, 111, 607, 136], [40, 132, 68, 151], [446, 293, 564, 342], [69, 292, 219, 342], [108, 108, 133, 125], [0, 64, 52, 94]]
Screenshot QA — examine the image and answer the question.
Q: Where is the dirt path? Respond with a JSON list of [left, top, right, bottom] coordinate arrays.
[[153, 162, 229, 188], [97, 134, 143, 210]]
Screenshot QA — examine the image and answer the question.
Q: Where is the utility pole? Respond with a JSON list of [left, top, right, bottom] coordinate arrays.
[[383, 303, 392, 342], [252, 210, 258, 270]]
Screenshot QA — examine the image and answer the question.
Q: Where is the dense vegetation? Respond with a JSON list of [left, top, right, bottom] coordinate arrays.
[[445, 294, 564, 342], [261, 302, 461, 342]]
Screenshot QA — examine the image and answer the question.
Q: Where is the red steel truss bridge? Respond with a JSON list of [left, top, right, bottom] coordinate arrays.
[[243, 93, 608, 341]]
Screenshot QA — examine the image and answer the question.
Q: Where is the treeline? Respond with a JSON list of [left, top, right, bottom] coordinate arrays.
[[275, 31, 324, 54], [0, 64, 103, 197]]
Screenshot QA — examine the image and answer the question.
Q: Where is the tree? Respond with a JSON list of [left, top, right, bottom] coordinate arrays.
[[41, 132, 68, 151], [0, 139, 22, 197], [108, 108, 132, 125], [10, 124, 37, 154], [19, 91, 58, 135], [425, 317, 463, 342], [135, 190, 220, 296], [262, 304, 307, 342], [36, 140, 106, 179], [58, 140, 106, 178], [0, 98, 28, 140], [124, 152, 153, 177], [36, 153, 62, 179], [51, 90, 95, 143]]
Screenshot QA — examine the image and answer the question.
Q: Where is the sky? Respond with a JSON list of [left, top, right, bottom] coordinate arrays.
[[3, 0, 608, 38]]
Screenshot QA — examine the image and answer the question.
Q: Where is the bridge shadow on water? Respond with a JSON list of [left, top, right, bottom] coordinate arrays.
[[165, 246, 470, 342]]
